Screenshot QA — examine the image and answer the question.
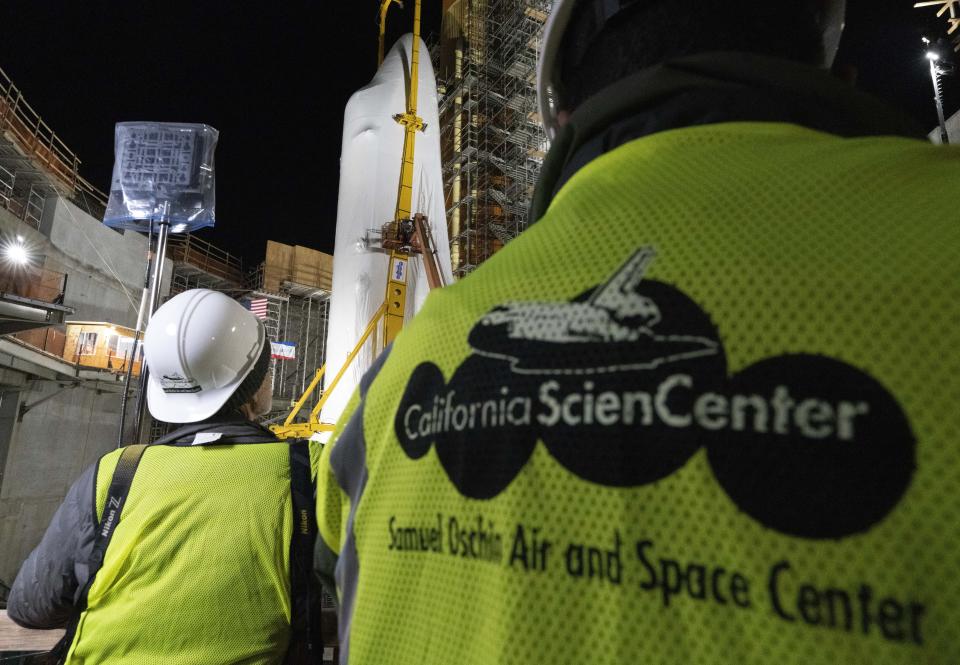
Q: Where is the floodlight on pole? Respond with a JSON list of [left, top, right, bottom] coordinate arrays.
[[104, 122, 219, 445], [925, 41, 951, 144]]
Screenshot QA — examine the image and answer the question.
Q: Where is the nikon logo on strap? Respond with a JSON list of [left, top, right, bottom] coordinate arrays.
[[100, 496, 123, 538]]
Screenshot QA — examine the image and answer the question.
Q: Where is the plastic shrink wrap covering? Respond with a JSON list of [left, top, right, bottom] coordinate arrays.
[[321, 35, 453, 427], [104, 122, 218, 232]]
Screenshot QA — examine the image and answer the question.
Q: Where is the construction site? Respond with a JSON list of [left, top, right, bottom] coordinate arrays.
[[0, 0, 550, 660], [2, 0, 957, 662], [437, 0, 551, 276]]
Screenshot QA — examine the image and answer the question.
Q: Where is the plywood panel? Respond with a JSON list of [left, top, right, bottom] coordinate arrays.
[[0, 265, 64, 303], [63, 324, 141, 375], [264, 240, 295, 293], [14, 328, 47, 350], [265, 240, 294, 268], [0, 609, 63, 651], [263, 240, 332, 292], [293, 245, 333, 291], [13, 327, 67, 357]]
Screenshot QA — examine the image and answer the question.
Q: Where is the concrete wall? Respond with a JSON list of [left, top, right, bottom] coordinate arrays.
[[0, 392, 20, 514], [0, 197, 171, 328], [0, 385, 127, 582], [0, 196, 167, 586], [42, 197, 172, 327]]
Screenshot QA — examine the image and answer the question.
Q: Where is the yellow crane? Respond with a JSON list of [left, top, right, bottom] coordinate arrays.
[[378, 0, 404, 66], [383, 0, 426, 348], [271, 0, 441, 440]]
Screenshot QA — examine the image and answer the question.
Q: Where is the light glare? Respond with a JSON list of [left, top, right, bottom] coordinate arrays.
[[4, 242, 28, 265]]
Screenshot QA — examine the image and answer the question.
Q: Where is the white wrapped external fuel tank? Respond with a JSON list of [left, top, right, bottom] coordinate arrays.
[[321, 33, 453, 428]]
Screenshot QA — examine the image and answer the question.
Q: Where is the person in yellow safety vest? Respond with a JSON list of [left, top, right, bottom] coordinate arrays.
[[314, 0, 960, 662], [7, 289, 319, 665]]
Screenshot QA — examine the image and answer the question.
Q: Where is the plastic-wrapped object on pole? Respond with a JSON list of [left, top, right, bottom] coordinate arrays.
[[322, 34, 453, 427], [103, 122, 219, 232]]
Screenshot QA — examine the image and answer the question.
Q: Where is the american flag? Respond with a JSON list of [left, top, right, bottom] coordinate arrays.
[[247, 298, 269, 320]]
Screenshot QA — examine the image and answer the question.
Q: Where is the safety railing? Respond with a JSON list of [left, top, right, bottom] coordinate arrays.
[[248, 260, 334, 294], [0, 66, 109, 216], [0, 68, 78, 190], [246, 261, 266, 291], [13, 322, 144, 377], [167, 234, 245, 285], [0, 162, 46, 230], [74, 174, 109, 220]]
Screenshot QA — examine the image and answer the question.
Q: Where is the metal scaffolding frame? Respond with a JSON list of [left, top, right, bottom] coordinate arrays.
[[273, 290, 329, 417], [0, 66, 108, 225], [159, 241, 333, 431], [242, 267, 331, 422], [436, 0, 550, 278], [150, 263, 331, 436]]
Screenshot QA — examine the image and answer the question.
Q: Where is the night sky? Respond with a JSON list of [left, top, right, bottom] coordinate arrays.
[[0, 1, 955, 266]]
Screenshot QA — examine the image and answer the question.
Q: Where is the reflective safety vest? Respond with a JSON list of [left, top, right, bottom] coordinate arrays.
[[318, 122, 960, 664], [64, 443, 303, 665]]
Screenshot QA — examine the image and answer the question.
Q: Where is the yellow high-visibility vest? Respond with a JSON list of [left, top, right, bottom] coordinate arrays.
[[318, 122, 960, 664], [67, 443, 297, 665]]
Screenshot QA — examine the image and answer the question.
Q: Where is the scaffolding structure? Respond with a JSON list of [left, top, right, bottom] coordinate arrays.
[[245, 261, 331, 423], [269, 287, 329, 419], [0, 66, 108, 227], [160, 236, 330, 431], [437, 0, 550, 278]]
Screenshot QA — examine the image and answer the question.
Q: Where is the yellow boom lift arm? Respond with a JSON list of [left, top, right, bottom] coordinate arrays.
[[271, 0, 439, 440]]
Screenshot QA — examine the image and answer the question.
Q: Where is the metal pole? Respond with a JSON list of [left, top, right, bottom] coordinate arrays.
[[117, 224, 154, 447], [279, 298, 290, 398], [317, 299, 328, 390], [117, 330, 142, 447], [148, 208, 171, 313], [301, 297, 312, 396], [931, 59, 950, 144], [132, 204, 171, 443]]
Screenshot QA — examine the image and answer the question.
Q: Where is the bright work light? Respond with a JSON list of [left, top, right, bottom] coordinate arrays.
[[3, 240, 29, 265]]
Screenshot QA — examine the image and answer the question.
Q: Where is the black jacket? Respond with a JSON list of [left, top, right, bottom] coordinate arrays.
[[531, 51, 924, 222], [6, 419, 279, 629]]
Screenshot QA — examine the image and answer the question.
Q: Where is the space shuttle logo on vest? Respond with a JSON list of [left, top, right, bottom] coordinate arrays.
[[467, 248, 720, 374], [395, 248, 915, 540]]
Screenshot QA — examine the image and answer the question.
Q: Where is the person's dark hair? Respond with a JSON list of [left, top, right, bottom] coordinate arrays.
[[559, 0, 826, 110], [217, 341, 272, 418]]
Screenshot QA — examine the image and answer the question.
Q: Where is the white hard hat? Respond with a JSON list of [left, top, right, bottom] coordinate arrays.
[[537, 0, 847, 140], [144, 289, 267, 423]]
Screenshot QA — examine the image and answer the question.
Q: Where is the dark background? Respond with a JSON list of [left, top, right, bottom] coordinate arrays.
[[0, 1, 955, 264]]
